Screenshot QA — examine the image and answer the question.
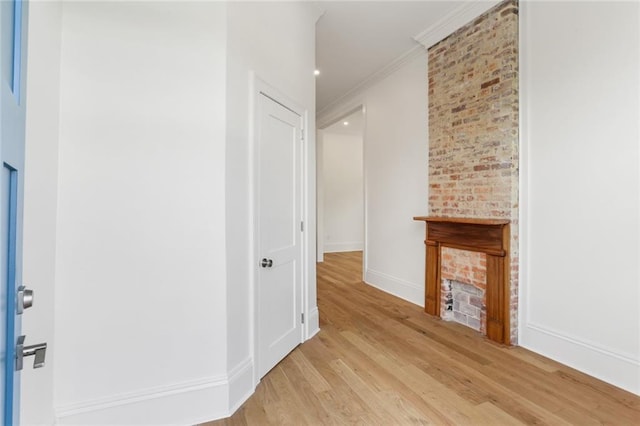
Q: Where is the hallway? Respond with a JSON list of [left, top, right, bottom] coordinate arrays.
[[210, 252, 640, 425]]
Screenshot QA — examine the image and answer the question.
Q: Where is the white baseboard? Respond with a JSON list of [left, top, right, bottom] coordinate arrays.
[[364, 269, 424, 307], [227, 358, 255, 415], [324, 242, 363, 253], [306, 306, 320, 339], [521, 323, 640, 395], [55, 360, 259, 425], [55, 375, 229, 425]]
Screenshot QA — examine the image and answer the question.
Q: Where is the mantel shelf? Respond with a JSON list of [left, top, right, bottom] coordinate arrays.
[[413, 216, 510, 226]]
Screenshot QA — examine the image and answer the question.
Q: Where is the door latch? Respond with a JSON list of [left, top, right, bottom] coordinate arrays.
[[260, 258, 273, 268], [16, 335, 47, 371], [17, 285, 34, 314]]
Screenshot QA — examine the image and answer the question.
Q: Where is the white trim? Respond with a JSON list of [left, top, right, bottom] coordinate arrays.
[[301, 84, 319, 343], [317, 47, 425, 121], [316, 129, 325, 262], [521, 323, 640, 395], [361, 104, 369, 282], [301, 107, 310, 346], [227, 358, 255, 415], [249, 72, 259, 388], [318, 104, 367, 279], [317, 97, 365, 131], [324, 241, 363, 253], [318, 105, 365, 131], [364, 269, 423, 307], [413, 1, 501, 49], [526, 323, 639, 366], [55, 375, 228, 424], [309, 3, 326, 24], [306, 306, 320, 339]]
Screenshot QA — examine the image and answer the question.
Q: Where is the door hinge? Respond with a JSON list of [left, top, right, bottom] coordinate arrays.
[[301, 313, 305, 324], [300, 221, 304, 232]]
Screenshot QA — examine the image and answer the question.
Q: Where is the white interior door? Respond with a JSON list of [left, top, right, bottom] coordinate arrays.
[[257, 93, 303, 379]]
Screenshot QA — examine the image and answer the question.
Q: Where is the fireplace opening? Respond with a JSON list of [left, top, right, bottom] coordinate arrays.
[[442, 279, 486, 333], [440, 247, 488, 334]]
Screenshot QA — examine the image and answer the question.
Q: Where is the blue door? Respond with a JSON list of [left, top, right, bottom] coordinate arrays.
[[1, 1, 27, 424]]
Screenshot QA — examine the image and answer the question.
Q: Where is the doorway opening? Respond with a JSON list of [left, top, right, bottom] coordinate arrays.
[[317, 107, 365, 280]]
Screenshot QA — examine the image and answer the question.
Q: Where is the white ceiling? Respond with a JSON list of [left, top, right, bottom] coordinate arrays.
[[314, 1, 468, 113]]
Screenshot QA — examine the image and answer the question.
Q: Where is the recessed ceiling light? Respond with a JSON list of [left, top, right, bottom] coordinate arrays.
[[314, 69, 320, 76], [343, 121, 349, 126]]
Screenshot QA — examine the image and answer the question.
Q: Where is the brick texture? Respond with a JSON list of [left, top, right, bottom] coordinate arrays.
[[428, 0, 519, 343]]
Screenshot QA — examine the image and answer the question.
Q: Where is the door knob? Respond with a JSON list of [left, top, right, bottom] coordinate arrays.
[[16, 335, 47, 371], [17, 285, 33, 314], [260, 258, 273, 268]]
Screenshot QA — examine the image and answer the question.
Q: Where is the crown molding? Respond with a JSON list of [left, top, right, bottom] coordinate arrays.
[[310, 3, 326, 24], [317, 45, 425, 120], [413, 0, 501, 49], [317, 1, 501, 122]]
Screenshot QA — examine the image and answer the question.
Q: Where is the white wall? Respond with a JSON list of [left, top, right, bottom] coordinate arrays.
[[520, 1, 639, 394], [323, 132, 364, 253], [21, 1, 62, 424], [318, 53, 429, 305], [317, 0, 639, 398], [20, 2, 319, 423], [225, 0, 319, 410], [54, 2, 229, 423], [363, 55, 428, 305]]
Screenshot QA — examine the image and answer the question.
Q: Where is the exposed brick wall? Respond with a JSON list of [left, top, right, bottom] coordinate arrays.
[[428, 0, 519, 343]]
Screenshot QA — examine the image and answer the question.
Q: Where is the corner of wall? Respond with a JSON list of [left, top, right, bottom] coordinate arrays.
[[364, 270, 424, 307], [519, 325, 640, 395], [54, 359, 258, 424], [55, 376, 230, 425], [227, 358, 255, 416], [306, 306, 320, 339]]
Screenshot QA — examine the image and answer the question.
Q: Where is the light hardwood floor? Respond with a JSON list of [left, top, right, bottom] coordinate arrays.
[[207, 251, 640, 425]]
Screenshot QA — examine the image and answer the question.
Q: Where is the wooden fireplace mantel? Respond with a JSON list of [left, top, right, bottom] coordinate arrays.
[[413, 216, 511, 345]]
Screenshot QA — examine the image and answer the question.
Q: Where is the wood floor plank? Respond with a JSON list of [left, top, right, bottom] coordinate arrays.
[[298, 337, 381, 424], [277, 354, 334, 424], [472, 401, 526, 425], [328, 358, 410, 425], [205, 251, 640, 425], [288, 349, 332, 394], [318, 325, 452, 424], [496, 346, 559, 373], [343, 330, 479, 425]]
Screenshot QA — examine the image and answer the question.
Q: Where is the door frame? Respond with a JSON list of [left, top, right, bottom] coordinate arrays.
[[316, 104, 367, 279], [250, 74, 310, 386]]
